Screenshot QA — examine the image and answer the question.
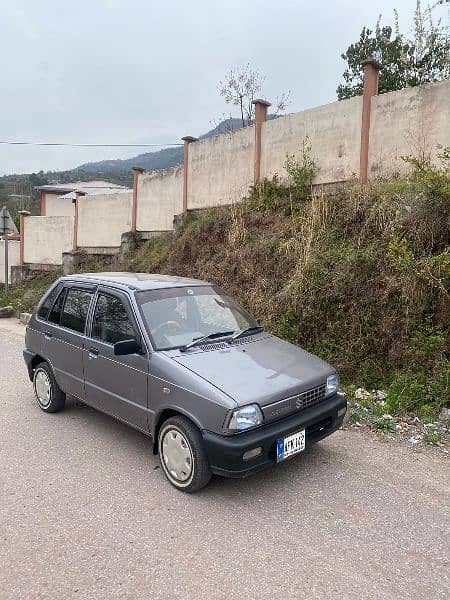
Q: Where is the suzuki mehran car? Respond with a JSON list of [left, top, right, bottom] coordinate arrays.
[[23, 273, 346, 492]]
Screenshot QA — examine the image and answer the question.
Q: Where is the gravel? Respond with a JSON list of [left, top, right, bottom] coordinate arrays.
[[0, 320, 449, 600]]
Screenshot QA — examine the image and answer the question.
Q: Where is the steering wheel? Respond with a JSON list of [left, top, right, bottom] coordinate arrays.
[[151, 320, 182, 337]]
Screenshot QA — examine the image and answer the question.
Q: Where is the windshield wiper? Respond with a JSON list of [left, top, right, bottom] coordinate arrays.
[[230, 326, 264, 341], [180, 331, 235, 352]]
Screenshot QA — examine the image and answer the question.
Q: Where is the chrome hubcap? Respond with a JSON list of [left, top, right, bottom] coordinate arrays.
[[35, 370, 51, 406], [162, 429, 193, 482]]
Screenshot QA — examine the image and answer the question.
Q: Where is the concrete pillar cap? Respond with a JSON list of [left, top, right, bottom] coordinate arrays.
[[182, 136, 198, 143], [18, 210, 31, 216], [362, 58, 383, 70], [252, 98, 271, 107], [132, 166, 144, 173]]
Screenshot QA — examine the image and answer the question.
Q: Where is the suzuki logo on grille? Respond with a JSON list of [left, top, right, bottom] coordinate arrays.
[[295, 395, 305, 409]]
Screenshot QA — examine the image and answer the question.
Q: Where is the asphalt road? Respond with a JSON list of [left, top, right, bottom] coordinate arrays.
[[0, 320, 449, 600]]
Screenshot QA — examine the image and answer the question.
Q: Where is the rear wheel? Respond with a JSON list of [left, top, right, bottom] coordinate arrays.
[[158, 416, 211, 493], [33, 362, 66, 413]]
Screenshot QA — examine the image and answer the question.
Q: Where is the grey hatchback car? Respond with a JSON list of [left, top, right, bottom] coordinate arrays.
[[23, 273, 347, 492]]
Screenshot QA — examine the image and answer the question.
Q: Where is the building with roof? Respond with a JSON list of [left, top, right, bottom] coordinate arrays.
[[36, 181, 132, 217]]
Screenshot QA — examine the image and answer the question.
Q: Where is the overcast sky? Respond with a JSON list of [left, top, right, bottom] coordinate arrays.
[[0, 0, 442, 175]]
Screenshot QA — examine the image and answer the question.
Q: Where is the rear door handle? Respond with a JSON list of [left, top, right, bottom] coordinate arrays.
[[44, 331, 52, 339], [88, 347, 99, 359]]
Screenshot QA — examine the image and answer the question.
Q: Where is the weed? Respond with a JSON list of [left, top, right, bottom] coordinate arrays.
[[373, 416, 396, 432], [284, 137, 319, 201], [423, 429, 443, 445]]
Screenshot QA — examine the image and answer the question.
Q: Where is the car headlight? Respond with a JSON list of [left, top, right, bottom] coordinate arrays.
[[227, 404, 263, 431], [326, 373, 339, 396]]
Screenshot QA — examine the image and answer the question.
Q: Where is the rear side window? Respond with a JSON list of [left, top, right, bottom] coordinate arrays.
[[48, 288, 67, 325], [37, 284, 62, 320], [92, 293, 135, 344], [60, 288, 94, 333]]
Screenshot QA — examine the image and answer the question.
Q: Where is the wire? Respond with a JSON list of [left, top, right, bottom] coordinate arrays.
[[0, 141, 183, 147]]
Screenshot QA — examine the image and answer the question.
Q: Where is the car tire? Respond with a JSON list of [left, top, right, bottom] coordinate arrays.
[[33, 362, 66, 413], [158, 416, 211, 493]]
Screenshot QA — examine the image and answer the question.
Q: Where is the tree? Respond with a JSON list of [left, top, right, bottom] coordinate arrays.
[[218, 64, 291, 127], [337, 1, 450, 100]]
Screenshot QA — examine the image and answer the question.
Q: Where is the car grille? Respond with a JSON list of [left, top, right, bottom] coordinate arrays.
[[298, 384, 326, 409], [263, 384, 327, 422]]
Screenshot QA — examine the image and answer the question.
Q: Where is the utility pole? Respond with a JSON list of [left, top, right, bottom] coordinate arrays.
[[0, 206, 19, 296]]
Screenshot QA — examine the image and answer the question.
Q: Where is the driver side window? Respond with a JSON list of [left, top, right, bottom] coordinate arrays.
[[92, 293, 135, 345]]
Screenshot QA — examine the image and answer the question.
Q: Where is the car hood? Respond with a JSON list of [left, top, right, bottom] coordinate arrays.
[[172, 334, 334, 407]]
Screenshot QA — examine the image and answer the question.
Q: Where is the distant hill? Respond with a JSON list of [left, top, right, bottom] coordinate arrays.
[[77, 118, 244, 174]]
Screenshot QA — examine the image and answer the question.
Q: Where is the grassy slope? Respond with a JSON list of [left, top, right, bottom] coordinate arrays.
[[1, 155, 449, 418]]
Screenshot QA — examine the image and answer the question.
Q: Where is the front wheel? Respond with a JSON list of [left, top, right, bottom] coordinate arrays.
[[33, 362, 66, 413], [158, 416, 211, 493]]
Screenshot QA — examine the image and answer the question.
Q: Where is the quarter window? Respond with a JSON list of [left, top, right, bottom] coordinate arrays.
[[38, 284, 62, 320], [48, 288, 67, 325], [92, 294, 135, 344], [60, 288, 93, 333]]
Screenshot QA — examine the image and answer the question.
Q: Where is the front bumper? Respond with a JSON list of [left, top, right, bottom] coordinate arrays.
[[202, 392, 346, 478]]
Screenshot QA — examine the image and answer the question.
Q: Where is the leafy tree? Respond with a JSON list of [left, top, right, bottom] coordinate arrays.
[[219, 64, 291, 127], [337, 1, 450, 100], [28, 172, 49, 188]]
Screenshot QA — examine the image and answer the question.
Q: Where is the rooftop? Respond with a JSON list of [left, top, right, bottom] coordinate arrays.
[[35, 181, 131, 197], [62, 272, 210, 291]]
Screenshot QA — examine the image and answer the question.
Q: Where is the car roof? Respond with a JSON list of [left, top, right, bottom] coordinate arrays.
[[60, 272, 211, 291]]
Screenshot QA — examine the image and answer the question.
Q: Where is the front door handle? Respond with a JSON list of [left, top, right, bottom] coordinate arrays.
[[88, 347, 99, 359]]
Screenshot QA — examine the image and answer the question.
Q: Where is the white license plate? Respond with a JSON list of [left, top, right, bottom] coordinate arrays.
[[276, 429, 305, 462]]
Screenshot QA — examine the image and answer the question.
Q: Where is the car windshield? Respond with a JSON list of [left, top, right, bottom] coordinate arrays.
[[135, 285, 260, 350]]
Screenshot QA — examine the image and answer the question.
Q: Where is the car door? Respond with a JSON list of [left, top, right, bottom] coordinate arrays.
[[83, 288, 149, 432], [43, 285, 95, 399]]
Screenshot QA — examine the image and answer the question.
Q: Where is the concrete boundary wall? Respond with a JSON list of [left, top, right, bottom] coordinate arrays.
[[77, 192, 132, 248], [187, 125, 254, 209], [0, 239, 20, 283], [137, 166, 183, 232], [261, 96, 363, 184], [24, 216, 74, 265], [17, 77, 450, 277], [368, 79, 450, 177], [45, 193, 75, 217]]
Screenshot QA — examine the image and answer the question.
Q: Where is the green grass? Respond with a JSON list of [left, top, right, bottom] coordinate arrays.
[[0, 273, 57, 313]]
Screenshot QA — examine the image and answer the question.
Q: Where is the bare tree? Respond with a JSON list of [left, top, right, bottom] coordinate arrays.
[[218, 64, 291, 127], [273, 91, 292, 116]]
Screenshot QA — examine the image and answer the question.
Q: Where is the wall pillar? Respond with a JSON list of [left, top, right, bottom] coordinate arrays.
[[73, 190, 85, 251], [131, 166, 144, 231], [181, 136, 198, 213], [359, 58, 382, 183], [62, 251, 82, 276], [39, 191, 46, 216], [252, 99, 271, 184], [18, 210, 30, 266]]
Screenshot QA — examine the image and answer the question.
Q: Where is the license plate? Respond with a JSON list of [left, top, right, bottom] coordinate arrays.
[[276, 429, 305, 462]]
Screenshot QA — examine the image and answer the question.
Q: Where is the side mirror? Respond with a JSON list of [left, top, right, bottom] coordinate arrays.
[[114, 338, 142, 356]]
